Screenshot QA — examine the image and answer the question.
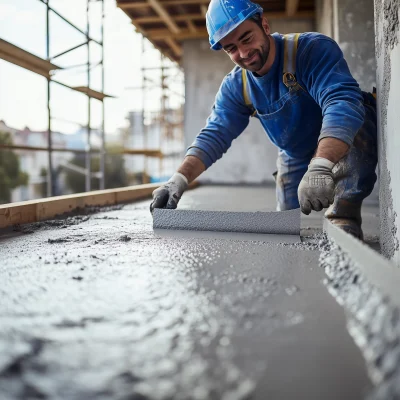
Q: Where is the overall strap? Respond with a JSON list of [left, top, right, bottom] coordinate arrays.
[[241, 69, 257, 117], [283, 33, 302, 90]]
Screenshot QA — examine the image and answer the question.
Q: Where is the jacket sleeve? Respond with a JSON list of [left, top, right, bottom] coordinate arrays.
[[297, 36, 365, 146], [185, 75, 251, 169]]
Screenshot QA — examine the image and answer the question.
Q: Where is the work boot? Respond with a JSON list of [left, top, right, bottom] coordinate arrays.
[[324, 200, 363, 240], [326, 217, 364, 240]]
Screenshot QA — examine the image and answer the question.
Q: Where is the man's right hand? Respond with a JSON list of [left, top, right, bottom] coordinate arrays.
[[150, 172, 189, 212]]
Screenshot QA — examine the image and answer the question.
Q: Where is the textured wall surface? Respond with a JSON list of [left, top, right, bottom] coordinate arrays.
[[375, 0, 400, 264], [335, 0, 376, 91], [182, 18, 313, 185]]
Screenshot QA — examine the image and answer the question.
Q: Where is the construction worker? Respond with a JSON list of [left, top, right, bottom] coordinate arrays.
[[150, 0, 377, 239]]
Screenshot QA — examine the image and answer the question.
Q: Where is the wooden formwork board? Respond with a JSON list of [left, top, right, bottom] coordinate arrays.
[[0, 182, 199, 229], [0, 183, 165, 229]]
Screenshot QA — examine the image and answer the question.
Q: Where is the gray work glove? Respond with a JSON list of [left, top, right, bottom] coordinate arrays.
[[298, 157, 335, 215], [150, 172, 188, 213]]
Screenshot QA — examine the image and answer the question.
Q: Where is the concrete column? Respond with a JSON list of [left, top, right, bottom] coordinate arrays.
[[336, 0, 376, 91], [316, 0, 334, 37], [374, 0, 400, 263], [316, 0, 376, 91]]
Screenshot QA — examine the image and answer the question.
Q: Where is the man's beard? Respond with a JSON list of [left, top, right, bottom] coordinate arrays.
[[237, 33, 270, 73]]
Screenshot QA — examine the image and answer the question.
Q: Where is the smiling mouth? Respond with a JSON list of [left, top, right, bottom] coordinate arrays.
[[245, 52, 258, 64]]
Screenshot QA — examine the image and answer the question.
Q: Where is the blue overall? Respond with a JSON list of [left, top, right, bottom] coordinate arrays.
[[186, 32, 377, 212]]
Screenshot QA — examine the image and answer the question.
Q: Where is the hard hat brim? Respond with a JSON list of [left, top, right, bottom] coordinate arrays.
[[209, 5, 263, 51]]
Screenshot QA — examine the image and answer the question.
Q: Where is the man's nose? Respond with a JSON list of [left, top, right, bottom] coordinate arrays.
[[239, 46, 250, 59]]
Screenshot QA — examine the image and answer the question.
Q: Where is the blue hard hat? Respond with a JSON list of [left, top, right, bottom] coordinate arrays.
[[206, 0, 264, 51]]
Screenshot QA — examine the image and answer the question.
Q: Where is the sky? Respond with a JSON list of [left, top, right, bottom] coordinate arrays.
[[0, 0, 184, 135]]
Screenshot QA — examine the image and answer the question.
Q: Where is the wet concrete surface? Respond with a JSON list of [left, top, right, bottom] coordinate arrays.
[[0, 186, 374, 399]]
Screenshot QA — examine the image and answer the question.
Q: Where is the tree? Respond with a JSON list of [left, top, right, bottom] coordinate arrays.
[[65, 145, 128, 193], [0, 131, 29, 203]]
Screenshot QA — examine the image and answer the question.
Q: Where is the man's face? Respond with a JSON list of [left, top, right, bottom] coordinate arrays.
[[219, 18, 271, 73]]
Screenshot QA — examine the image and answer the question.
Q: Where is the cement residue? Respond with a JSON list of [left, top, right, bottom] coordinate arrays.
[[319, 237, 400, 399], [11, 205, 124, 235], [374, 0, 400, 259], [0, 198, 369, 399]]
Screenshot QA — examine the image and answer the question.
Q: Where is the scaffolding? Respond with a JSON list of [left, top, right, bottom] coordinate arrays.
[[42, 0, 109, 195], [0, 0, 185, 202], [0, 0, 109, 196], [137, 35, 184, 184]]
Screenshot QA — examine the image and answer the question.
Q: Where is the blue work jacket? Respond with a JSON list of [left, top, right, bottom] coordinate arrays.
[[186, 32, 366, 168]]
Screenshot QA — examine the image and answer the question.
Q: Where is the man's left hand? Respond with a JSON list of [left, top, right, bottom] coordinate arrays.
[[298, 157, 335, 215]]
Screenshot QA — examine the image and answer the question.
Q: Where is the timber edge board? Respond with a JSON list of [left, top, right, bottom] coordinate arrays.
[[0, 181, 199, 230]]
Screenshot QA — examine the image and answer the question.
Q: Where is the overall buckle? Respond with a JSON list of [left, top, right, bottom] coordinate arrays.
[[283, 72, 298, 89]]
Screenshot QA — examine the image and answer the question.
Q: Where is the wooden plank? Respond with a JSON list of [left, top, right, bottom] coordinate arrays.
[[186, 20, 197, 33], [135, 10, 315, 24], [164, 37, 183, 57], [0, 39, 61, 78], [135, 13, 204, 23], [118, 0, 210, 9], [0, 183, 162, 229], [149, 28, 208, 40], [0, 145, 164, 157], [200, 4, 207, 17], [0, 203, 38, 227], [146, 10, 315, 40], [118, 1, 149, 9], [148, 0, 181, 34], [286, 0, 300, 17], [35, 191, 117, 221], [0, 182, 200, 229], [121, 149, 164, 157], [71, 86, 114, 101]]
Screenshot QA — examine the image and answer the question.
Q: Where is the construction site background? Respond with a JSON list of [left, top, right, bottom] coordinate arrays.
[[0, 0, 184, 203]]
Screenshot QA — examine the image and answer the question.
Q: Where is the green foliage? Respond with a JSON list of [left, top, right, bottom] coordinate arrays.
[[0, 131, 29, 203], [65, 145, 128, 193]]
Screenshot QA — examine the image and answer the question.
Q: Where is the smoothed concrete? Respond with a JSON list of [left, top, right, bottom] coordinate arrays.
[[0, 186, 371, 399]]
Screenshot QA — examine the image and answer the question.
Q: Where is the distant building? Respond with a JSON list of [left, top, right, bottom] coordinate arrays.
[[0, 121, 102, 202]]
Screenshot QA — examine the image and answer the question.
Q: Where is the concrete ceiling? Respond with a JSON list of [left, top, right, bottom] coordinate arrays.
[[117, 0, 315, 63]]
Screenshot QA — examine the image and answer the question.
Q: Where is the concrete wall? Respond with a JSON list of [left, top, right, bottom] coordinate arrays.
[[182, 19, 314, 184], [335, 0, 376, 91], [316, 0, 376, 91], [316, 0, 334, 37], [374, 0, 400, 264]]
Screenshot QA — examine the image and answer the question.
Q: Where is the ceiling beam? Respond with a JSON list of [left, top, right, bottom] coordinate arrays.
[[149, 28, 208, 40], [164, 37, 183, 57], [286, 0, 300, 17], [147, 0, 181, 34], [186, 20, 197, 33], [135, 13, 202, 23], [118, 0, 210, 9], [135, 10, 315, 24]]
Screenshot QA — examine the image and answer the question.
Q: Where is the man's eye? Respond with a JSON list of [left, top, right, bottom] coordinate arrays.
[[243, 36, 252, 43], [227, 47, 236, 53]]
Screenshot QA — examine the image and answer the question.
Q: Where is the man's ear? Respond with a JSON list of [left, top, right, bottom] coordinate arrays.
[[261, 17, 270, 35]]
